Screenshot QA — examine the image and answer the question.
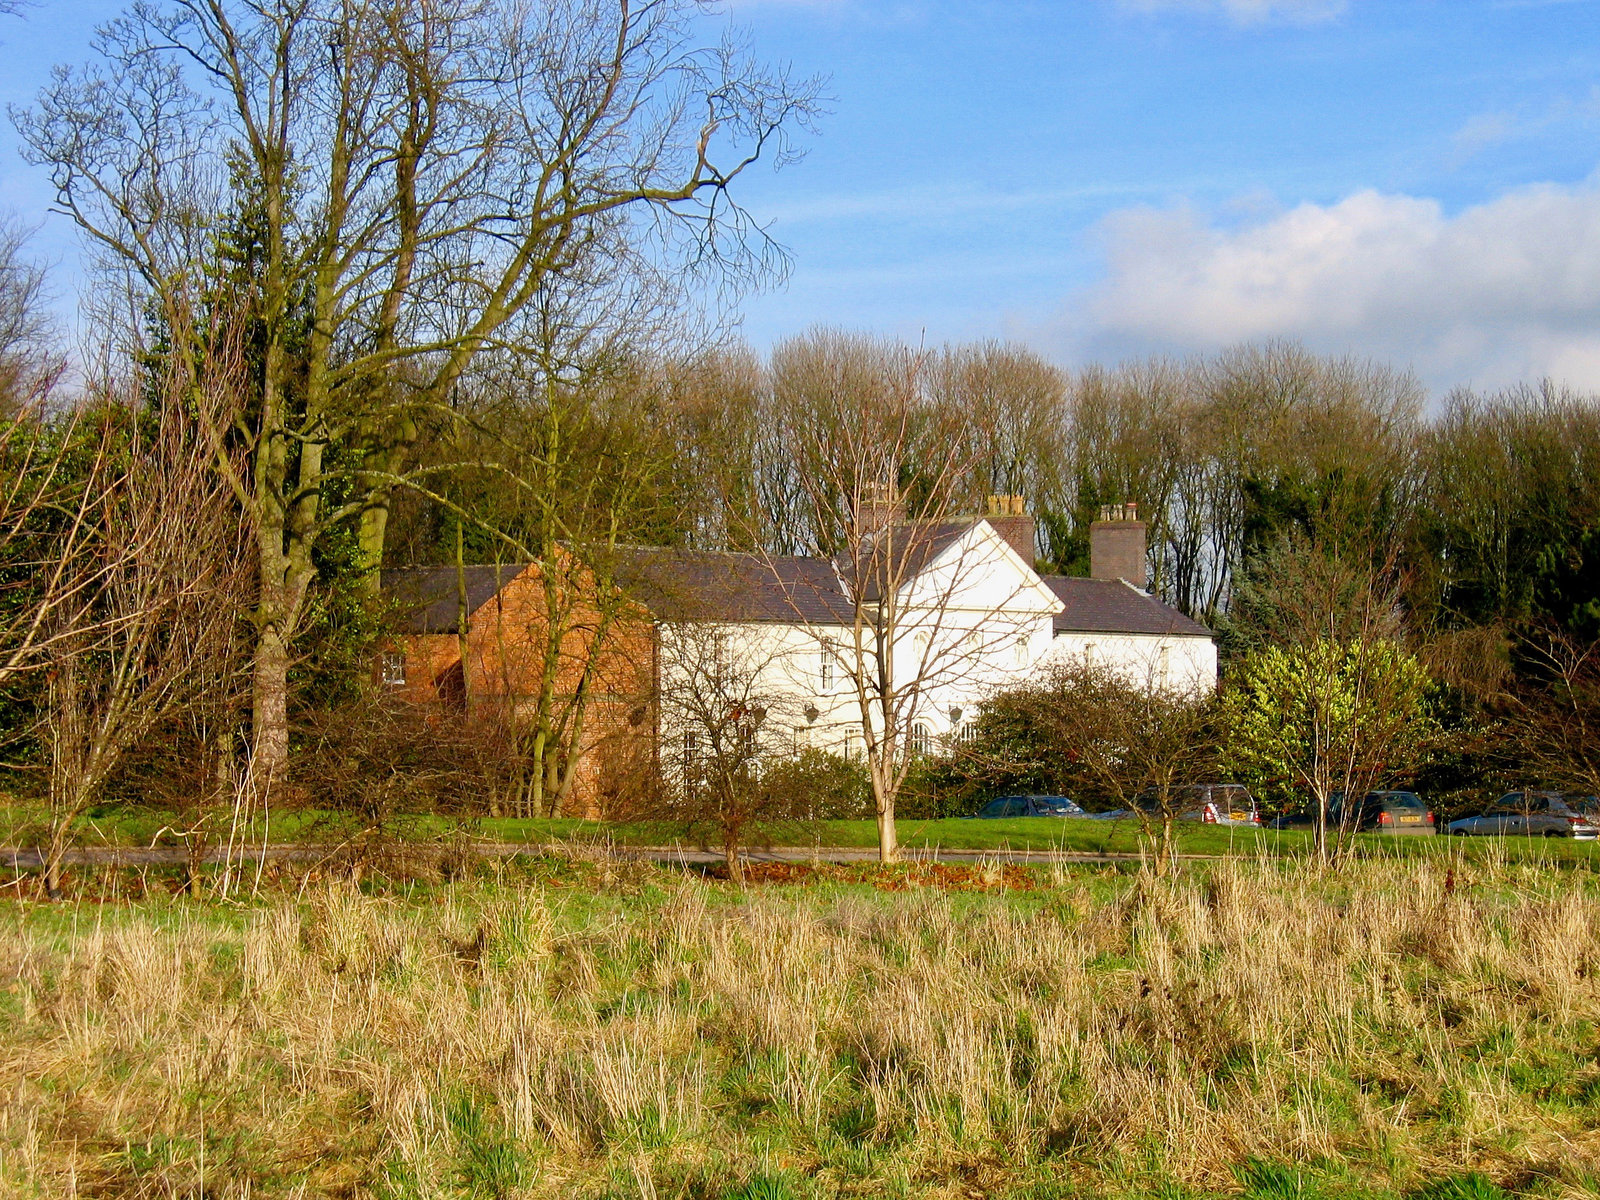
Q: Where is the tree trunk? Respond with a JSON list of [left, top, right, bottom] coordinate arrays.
[[356, 487, 391, 597], [251, 618, 291, 790], [42, 828, 66, 900], [875, 781, 898, 864], [455, 520, 471, 710]]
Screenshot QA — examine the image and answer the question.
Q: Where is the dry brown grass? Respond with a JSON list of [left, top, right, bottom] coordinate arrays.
[[1, 855, 1599, 1198]]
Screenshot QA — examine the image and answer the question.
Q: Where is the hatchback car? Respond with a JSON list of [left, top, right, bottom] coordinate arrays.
[[1102, 784, 1261, 826], [1273, 790, 1434, 834], [1338, 790, 1434, 834], [1447, 792, 1599, 839], [971, 794, 1087, 819]]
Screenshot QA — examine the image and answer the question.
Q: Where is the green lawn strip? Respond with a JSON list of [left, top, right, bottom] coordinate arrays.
[[474, 816, 1600, 864], [6, 800, 1600, 867]]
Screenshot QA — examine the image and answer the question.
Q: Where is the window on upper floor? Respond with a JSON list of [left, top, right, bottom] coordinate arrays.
[[819, 638, 835, 691], [961, 631, 986, 669]]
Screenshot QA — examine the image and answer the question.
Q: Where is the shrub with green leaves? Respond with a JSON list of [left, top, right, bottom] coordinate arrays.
[[1220, 637, 1434, 811]]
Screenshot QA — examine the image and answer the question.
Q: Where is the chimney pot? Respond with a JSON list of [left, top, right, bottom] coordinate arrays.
[[1089, 501, 1148, 588], [984, 495, 1036, 567], [860, 482, 905, 537]]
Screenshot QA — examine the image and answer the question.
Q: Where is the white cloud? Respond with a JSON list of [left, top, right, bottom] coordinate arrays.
[[1048, 175, 1600, 393], [1448, 88, 1600, 165], [1116, 0, 1347, 25]]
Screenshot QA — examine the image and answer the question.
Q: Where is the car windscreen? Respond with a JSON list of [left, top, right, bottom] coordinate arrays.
[[1036, 797, 1076, 812]]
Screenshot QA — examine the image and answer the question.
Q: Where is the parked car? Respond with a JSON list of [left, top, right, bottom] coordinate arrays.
[[1101, 784, 1261, 826], [1270, 790, 1435, 835], [1446, 792, 1599, 840], [970, 794, 1088, 819]]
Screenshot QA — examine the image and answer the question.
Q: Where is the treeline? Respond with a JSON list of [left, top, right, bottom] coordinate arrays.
[[401, 331, 1600, 646]]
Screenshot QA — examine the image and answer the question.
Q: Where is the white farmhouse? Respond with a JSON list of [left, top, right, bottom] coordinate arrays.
[[615, 499, 1216, 765]]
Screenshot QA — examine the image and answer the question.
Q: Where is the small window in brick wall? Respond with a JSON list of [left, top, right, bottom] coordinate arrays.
[[380, 652, 407, 687]]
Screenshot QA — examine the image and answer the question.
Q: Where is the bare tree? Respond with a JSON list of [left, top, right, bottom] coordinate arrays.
[[765, 329, 1055, 863], [934, 341, 1068, 537], [1500, 631, 1600, 797], [655, 620, 796, 881], [962, 661, 1217, 873], [15, 0, 822, 787], [396, 327, 674, 819], [38, 368, 251, 897], [0, 218, 62, 417]]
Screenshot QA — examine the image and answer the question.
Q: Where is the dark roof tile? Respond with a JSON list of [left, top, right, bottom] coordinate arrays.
[[383, 564, 529, 634], [611, 547, 852, 624], [1041, 576, 1212, 638]]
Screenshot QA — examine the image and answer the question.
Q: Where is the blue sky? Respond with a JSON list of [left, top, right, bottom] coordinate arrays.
[[6, 0, 1600, 392]]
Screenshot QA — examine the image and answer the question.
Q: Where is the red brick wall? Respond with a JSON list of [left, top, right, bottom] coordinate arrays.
[[382, 558, 656, 816]]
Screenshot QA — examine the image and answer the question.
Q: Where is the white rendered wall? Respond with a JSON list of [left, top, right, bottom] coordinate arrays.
[[1040, 629, 1217, 694]]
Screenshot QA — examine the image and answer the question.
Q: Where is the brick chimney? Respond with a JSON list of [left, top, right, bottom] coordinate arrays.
[[1089, 502, 1147, 588], [984, 494, 1037, 567], [859, 481, 905, 539]]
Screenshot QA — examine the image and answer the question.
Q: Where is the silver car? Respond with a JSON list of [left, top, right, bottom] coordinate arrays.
[[1446, 792, 1599, 840], [1106, 783, 1262, 826]]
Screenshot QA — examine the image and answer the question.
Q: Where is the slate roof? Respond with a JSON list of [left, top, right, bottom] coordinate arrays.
[[610, 547, 852, 624], [1041, 576, 1213, 639], [383, 564, 530, 634], [384, 544, 1212, 641], [843, 521, 975, 603]]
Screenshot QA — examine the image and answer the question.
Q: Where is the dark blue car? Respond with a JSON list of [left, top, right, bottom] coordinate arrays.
[[971, 794, 1086, 818]]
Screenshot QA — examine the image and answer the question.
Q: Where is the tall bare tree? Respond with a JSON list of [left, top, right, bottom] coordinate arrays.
[[15, 0, 821, 786], [0, 219, 63, 417], [38, 362, 251, 897], [655, 620, 796, 881], [766, 329, 1052, 862]]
